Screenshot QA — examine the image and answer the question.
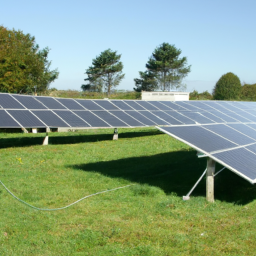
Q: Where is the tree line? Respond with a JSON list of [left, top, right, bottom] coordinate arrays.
[[82, 43, 191, 96]]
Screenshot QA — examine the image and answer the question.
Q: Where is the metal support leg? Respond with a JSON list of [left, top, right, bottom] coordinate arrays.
[[113, 128, 118, 140], [206, 158, 215, 202], [183, 168, 207, 200]]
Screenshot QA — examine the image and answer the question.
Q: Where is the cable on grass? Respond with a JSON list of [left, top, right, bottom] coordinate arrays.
[[0, 179, 134, 211]]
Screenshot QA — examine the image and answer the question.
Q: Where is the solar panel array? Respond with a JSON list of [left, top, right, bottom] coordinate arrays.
[[2, 92, 256, 184], [1, 93, 256, 129]]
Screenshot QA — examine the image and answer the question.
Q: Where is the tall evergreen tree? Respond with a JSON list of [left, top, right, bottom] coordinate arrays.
[[0, 26, 59, 94], [133, 71, 158, 92], [82, 49, 124, 96], [134, 43, 190, 92]]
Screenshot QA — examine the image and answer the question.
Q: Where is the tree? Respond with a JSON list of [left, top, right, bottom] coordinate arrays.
[[0, 26, 59, 94], [213, 72, 242, 100], [82, 49, 125, 96], [134, 43, 190, 92], [133, 71, 158, 92]]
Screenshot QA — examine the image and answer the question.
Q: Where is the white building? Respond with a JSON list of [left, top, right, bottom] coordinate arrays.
[[141, 91, 190, 101]]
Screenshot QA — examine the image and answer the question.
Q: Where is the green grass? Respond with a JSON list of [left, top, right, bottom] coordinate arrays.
[[1, 128, 256, 255]]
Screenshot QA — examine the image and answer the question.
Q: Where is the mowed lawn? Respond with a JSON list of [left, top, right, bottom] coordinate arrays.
[[1, 128, 256, 255]]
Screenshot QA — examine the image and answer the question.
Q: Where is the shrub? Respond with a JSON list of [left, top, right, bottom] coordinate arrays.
[[240, 83, 256, 101], [213, 72, 241, 100]]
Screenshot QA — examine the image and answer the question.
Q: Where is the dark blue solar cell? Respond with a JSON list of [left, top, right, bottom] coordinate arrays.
[[207, 111, 237, 122], [221, 111, 252, 122], [227, 124, 256, 140], [203, 124, 254, 145], [124, 101, 146, 110], [35, 97, 67, 109], [245, 144, 256, 154], [124, 111, 156, 125], [200, 112, 225, 123], [7, 110, 46, 128], [138, 111, 169, 125], [111, 101, 133, 110], [181, 111, 215, 124], [247, 124, 256, 131], [0, 94, 25, 109], [234, 111, 256, 122], [57, 98, 85, 110], [54, 111, 90, 127], [32, 111, 69, 127], [174, 102, 199, 111], [12, 95, 46, 109], [93, 100, 119, 110], [150, 111, 182, 125], [160, 101, 187, 111], [186, 101, 215, 111], [92, 111, 128, 127], [135, 101, 159, 110], [214, 102, 238, 112], [160, 126, 236, 152], [0, 110, 21, 127], [76, 100, 104, 110], [109, 111, 145, 127], [147, 101, 172, 110], [213, 148, 256, 181], [164, 111, 195, 124], [203, 101, 228, 111], [74, 111, 110, 127]]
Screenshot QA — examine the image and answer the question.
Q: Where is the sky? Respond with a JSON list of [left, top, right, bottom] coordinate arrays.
[[1, 0, 256, 93]]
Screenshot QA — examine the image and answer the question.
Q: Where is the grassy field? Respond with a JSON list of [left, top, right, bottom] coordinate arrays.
[[1, 128, 256, 255]]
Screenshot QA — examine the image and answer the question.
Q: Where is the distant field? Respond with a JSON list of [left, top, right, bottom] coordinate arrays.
[[1, 128, 256, 255], [48, 90, 141, 100]]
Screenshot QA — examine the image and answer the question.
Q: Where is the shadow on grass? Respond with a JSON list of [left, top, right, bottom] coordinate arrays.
[[0, 130, 161, 149], [70, 150, 256, 205]]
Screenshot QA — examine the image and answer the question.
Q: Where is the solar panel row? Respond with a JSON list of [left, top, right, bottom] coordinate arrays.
[[158, 123, 256, 183], [1, 93, 256, 128]]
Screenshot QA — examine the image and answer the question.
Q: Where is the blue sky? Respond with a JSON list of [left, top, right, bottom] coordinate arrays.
[[1, 0, 255, 93]]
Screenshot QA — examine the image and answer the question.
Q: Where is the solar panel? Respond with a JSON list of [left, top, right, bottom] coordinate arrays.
[[53, 111, 90, 127], [139, 111, 170, 125], [227, 124, 256, 140], [124, 101, 145, 110], [0, 94, 25, 109], [12, 95, 47, 109], [56, 98, 85, 110], [35, 97, 66, 109], [93, 100, 119, 110], [109, 111, 145, 126], [147, 101, 172, 110], [124, 111, 157, 126], [163, 111, 196, 124], [212, 148, 256, 181], [0, 110, 20, 127], [135, 101, 159, 110], [32, 111, 69, 127], [203, 124, 255, 145], [181, 112, 216, 124], [7, 110, 46, 128], [160, 101, 187, 111], [148, 111, 182, 125], [74, 111, 110, 127], [76, 100, 104, 110], [92, 111, 129, 127], [159, 126, 237, 152], [111, 101, 134, 110]]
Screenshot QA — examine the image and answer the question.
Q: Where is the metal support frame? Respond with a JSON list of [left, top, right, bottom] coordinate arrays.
[[183, 156, 226, 201], [113, 128, 118, 140]]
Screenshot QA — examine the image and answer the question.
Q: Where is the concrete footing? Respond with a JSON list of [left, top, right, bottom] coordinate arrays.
[[206, 158, 215, 202]]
